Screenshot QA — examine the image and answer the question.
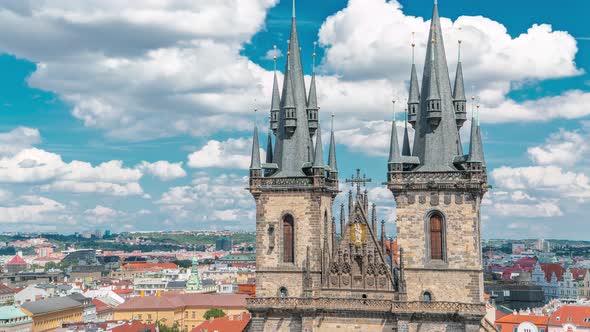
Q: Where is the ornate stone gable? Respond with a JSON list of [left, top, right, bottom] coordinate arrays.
[[324, 199, 395, 293]]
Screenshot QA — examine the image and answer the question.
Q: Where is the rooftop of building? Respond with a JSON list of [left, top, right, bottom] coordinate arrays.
[[0, 306, 30, 321], [5, 255, 26, 266], [21, 296, 83, 315], [192, 312, 251, 332], [495, 313, 549, 326], [549, 305, 590, 327], [217, 253, 256, 262], [116, 293, 249, 311]]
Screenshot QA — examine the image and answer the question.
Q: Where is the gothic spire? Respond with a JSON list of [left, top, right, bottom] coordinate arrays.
[[307, 42, 319, 137], [340, 203, 346, 235], [313, 124, 325, 168], [407, 36, 420, 127], [266, 121, 274, 164], [371, 203, 377, 232], [402, 109, 411, 156], [270, 47, 281, 134], [273, 0, 311, 177], [250, 121, 261, 170], [328, 114, 338, 172], [388, 101, 402, 165], [411, 0, 462, 171], [467, 105, 485, 165], [453, 39, 467, 130]]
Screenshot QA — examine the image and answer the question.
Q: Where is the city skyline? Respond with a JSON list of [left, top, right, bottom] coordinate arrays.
[[0, 0, 588, 238]]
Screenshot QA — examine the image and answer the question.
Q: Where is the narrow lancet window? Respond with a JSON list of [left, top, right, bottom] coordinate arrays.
[[430, 214, 443, 260], [283, 214, 295, 263]]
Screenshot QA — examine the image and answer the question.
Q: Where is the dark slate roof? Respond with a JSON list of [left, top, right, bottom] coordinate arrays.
[[388, 118, 402, 164], [167, 280, 187, 289], [328, 126, 338, 172], [313, 125, 324, 168], [467, 120, 485, 164], [270, 71, 281, 113], [21, 296, 82, 315], [411, 2, 461, 172], [402, 121, 411, 156], [408, 64, 420, 104], [272, 9, 311, 177], [307, 73, 318, 110], [265, 130, 273, 164], [249, 125, 261, 170], [453, 61, 466, 101]]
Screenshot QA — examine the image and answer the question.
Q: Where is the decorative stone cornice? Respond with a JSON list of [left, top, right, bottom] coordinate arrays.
[[246, 297, 486, 317], [387, 170, 487, 196], [249, 175, 339, 194]]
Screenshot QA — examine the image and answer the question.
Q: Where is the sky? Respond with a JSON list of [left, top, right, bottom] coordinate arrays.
[[0, 0, 588, 239]]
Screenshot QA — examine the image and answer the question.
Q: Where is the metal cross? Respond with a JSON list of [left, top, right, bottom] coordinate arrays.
[[345, 169, 372, 195]]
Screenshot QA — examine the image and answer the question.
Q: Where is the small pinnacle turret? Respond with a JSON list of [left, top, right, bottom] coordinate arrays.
[[388, 101, 403, 173], [328, 114, 338, 173], [313, 125, 325, 172], [402, 110, 411, 156], [467, 106, 485, 168], [250, 122, 261, 174], [270, 47, 281, 134], [307, 42, 319, 137], [453, 40, 467, 129]]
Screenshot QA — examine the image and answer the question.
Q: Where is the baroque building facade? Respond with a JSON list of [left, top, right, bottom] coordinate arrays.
[[246, 1, 491, 331]]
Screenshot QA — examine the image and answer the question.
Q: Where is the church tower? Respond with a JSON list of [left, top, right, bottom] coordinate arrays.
[[247, 0, 339, 304], [387, 0, 488, 308]]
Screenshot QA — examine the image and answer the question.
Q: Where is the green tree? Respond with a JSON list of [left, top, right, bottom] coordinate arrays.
[[203, 308, 226, 320]]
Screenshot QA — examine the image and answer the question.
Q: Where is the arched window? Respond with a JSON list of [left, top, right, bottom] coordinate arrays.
[[283, 214, 294, 263], [430, 213, 444, 261], [422, 291, 432, 303]]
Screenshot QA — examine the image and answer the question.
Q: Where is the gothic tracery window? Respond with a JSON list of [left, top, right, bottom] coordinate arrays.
[[283, 214, 294, 263], [430, 213, 444, 261]]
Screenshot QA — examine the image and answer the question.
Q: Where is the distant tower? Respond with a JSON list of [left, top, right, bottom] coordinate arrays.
[[387, 0, 488, 314], [186, 256, 203, 293]]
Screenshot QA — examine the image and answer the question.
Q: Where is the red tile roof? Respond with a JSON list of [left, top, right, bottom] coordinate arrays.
[[192, 312, 251, 332], [541, 263, 565, 282], [116, 294, 249, 311], [496, 314, 549, 326], [0, 284, 15, 295], [92, 299, 112, 313], [5, 255, 27, 265], [549, 305, 590, 327], [571, 268, 587, 281]]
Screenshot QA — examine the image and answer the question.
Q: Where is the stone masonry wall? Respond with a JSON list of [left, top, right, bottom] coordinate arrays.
[[255, 191, 333, 298], [395, 191, 483, 303]]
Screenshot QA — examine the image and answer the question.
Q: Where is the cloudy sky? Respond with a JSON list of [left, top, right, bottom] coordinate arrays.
[[0, 0, 588, 238]]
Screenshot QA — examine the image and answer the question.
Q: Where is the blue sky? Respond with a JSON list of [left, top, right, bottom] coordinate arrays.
[[0, 0, 588, 239]]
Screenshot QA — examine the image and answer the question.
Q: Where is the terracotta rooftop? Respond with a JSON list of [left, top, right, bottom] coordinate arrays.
[[5, 255, 27, 265], [116, 294, 249, 311], [192, 312, 251, 332], [92, 299, 112, 313], [549, 305, 590, 327], [0, 284, 15, 295], [496, 313, 549, 326], [541, 263, 565, 282]]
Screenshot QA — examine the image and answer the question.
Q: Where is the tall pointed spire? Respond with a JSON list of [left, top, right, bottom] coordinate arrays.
[[408, 33, 420, 127], [328, 114, 338, 172], [388, 101, 402, 167], [411, 0, 461, 171], [467, 105, 485, 166], [250, 117, 261, 171], [265, 119, 274, 164], [402, 109, 411, 156], [453, 38, 467, 129], [270, 46, 281, 135], [273, 0, 311, 177], [307, 42, 319, 137], [313, 124, 325, 169], [371, 203, 377, 232]]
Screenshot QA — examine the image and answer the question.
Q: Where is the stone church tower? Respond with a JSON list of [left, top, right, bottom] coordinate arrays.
[[246, 1, 492, 331]]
